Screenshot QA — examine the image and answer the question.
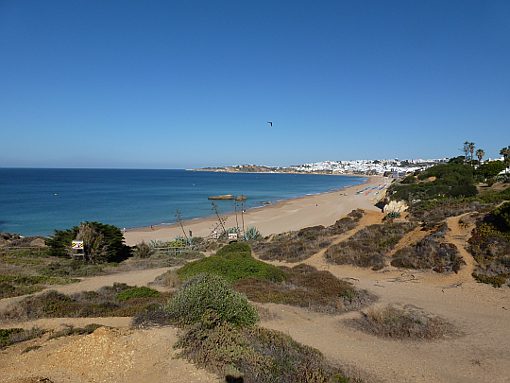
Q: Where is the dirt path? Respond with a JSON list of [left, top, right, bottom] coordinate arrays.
[[259, 261, 510, 383], [257, 212, 510, 382], [445, 214, 477, 281]]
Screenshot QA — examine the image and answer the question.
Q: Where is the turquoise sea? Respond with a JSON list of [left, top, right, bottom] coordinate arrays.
[[0, 168, 366, 236]]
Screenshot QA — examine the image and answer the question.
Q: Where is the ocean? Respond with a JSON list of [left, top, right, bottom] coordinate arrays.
[[0, 168, 366, 236]]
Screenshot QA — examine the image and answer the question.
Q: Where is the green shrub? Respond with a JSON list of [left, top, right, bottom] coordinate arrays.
[[475, 161, 507, 180], [176, 321, 348, 383], [389, 162, 477, 203], [216, 242, 251, 256], [166, 274, 259, 327], [177, 244, 285, 283], [116, 286, 160, 301], [244, 226, 262, 241], [472, 273, 508, 287], [492, 202, 510, 232]]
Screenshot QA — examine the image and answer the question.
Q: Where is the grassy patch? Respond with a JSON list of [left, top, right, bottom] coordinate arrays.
[[0, 274, 78, 299], [177, 243, 285, 283], [0, 327, 45, 349], [0, 283, 171, 321], [325, 222, 416, 270], [116, 286, 160, 301], [254, 210, 364, 262], [177, 321, 350, 383], [235, 264, 374, 314], [352, 305, 456, 340], [166, 274, 259, 327]]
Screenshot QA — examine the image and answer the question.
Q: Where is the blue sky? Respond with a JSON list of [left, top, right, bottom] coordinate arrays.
[[0, 0, 509, 168]]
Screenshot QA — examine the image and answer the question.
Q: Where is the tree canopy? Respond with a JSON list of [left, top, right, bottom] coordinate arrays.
[[46, 222, 131, 263]]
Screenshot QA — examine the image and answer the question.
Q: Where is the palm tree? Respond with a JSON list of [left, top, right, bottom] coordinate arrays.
[[476, 149, 485, 164], [463, 141, 470, 161], [468, 142, 475, 161]]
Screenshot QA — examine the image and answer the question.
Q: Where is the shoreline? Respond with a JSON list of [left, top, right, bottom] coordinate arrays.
[[124, 175, 390, 246]]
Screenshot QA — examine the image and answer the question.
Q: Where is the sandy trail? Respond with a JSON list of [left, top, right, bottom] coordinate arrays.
[[445, 214, 478, 280]]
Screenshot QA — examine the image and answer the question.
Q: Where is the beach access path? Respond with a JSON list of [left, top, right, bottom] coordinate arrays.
[[124, 175, 390, 246]]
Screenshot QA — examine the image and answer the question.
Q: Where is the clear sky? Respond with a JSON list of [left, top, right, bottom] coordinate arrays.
[[0, 0, 509, 168]]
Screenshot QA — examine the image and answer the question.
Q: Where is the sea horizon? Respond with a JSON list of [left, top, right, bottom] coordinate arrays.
[[0, 168, 366, 237]]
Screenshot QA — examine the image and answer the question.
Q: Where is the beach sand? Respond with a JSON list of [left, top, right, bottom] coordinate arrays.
[[124, 175, 390, 246]]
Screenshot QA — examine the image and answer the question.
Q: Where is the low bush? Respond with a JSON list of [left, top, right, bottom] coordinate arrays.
[[352, 305, 455, 340], [0, 283, 170, 321], [176, 321, 349, 383], [391, 235, 464, 273], [325, 222, 415, 270], [116, 286, 160, 301], [177, 243, 285, 283], [49, 323, 103, 339], [131, 304, 173, 328], [215, 242, 251, 256], [165, 274, 258, 327], [472, 273, 508, 288], [468, 207, 510, 287], [235, 264, 374, 313], [133, 241, 153, 258], [0, 327, 44, 349]]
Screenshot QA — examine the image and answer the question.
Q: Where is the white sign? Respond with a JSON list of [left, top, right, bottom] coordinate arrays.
[[71, 240, 84, 250], [228, 233, 238, 240]]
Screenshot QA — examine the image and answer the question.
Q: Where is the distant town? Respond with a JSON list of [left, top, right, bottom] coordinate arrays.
[[196, 158, 450, 177]]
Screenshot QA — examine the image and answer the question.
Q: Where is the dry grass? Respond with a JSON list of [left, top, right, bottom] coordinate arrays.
[[351, 305, 456, 340], [234, 264, 375, 314], [325, 222, 416, 270], [391, 236, 464, 273]]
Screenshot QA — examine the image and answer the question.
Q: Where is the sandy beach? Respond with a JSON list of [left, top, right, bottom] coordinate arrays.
[[124, 176, 390, 246]]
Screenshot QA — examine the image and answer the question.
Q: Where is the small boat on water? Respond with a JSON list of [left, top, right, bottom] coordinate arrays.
[[235, 195, 247, 201], [208, 194, 235, 200]]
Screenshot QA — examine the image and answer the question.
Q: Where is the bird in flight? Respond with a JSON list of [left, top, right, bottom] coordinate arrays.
[[267, 121, 273, 127]]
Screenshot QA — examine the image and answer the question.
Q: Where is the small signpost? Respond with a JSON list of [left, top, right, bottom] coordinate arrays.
[[71, 240, 84, 258], [228, 232, 238, 242]]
